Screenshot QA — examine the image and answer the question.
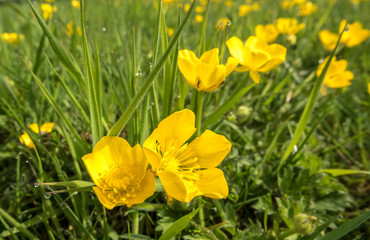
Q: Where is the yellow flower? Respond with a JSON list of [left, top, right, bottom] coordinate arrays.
[[195, 14, 204, 23], [82, 137, 155, 209], [238, 5, 253, 17], [1, 33, 24, 45], [41, 3, 57, 20], [276, 18, 305, 35], [281, 0, 295, 9], [45, 0, 54, 2], [319, 30, 338, 51], [299, 1, 317, 16], [19, 123, 55, 149], [184, 3, 191, 12], [225, 0, 233, 7], [177, 48, 238, 92], [255, 24, 279, 44], [195, 5, 204, 13], [316, 57, 354, 89], [66, 21, 82, 37], [71, 0, 80, 9], [216, 18, 231, 30], [143, 109, 231, 203], [339, 20, 370, 48], [227, 36, 287, 83], [167, 27, 174, 37], [319, 20, 370, 51], [367, 83, 370, 94]]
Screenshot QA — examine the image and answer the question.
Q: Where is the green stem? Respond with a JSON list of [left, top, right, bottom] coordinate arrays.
[[195, 91, 205, 137], [278, 228, 297, 239], [132, 211, 139, 234]]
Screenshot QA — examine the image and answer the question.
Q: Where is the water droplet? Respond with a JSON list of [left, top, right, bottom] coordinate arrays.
[[25, 160, 29, 164], [227, 21, 232, 26], [60, 202, 67, 209], [44, 192, 52, 199], [318, 59, 324, 64], [293, 145, 298, 152], [73, 138, 77, 142], [34, 183, 40, 188], [102, 27, 107, 32], [344, 25, 350, 32]]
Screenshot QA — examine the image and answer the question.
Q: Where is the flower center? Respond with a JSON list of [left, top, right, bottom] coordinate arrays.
[[97, 163, 139, 203]]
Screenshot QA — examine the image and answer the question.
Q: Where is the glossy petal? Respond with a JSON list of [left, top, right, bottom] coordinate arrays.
[[197, 168, 228, 199], [225, 57, 239, 76], [29, 123, 40, 133], [319, 30, 338, 51], [245, 36, 268, 51], [226, 36, 245, 62], [200, 48, 219, 65], [40, 122, 55, 133], [178, 50, 198, 88], [250, 70, 261, 83], [126, 170, 156, 207], [158, 171, 190, 202], [143, 109, 196, 154], [181, 130, 232, 168]]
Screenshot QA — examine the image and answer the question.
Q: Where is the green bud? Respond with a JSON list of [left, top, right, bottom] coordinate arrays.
[[294, 213, 317, 235]]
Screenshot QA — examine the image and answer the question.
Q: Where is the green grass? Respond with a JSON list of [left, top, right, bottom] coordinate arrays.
[[0, 0, 369, 239]]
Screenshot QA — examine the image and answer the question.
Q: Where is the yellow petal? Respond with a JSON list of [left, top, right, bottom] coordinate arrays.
[[250, 71, 261, 83], [158, 171, 190, 202], [196, 168, 228, 199], [247, 50, 270, 69], [195, 62, 219, 90], [19, 133, 35, 149], [235, 66, 250, 72], [126, 144, 149, 181], [202, 65, 226, 92], [28, 123, 40, 134], [200, 48, 219, 65], [93, 187, 120, 210], [225, 57, 239, 77], [178, 51, 198, 88], [82, 136, 131, 187], [126, 170, 156, 207], [319, 30, 338, 51], [40, 122, 55, 133], [143, 109, 196, 154], [245, 36, 268, 51], [226, 36, 245, 62], [182, 130, 232, 168], [143, 147, 162, 171]]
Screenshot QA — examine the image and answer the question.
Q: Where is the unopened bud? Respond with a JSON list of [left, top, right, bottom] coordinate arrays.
[[294, 213, 317, 235]]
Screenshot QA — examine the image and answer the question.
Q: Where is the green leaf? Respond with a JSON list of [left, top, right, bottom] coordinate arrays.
[[0, 208, 38, 239], [37, 180, 95, 188], [159, 207, 201, 240], [319, 169, 370, 177], [107, 0, 197, 137], [318, 212, 370, 240]]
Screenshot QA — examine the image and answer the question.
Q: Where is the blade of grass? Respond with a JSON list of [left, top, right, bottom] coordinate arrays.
[[107, 0, 197, 136], [0, 208, 38, 239]]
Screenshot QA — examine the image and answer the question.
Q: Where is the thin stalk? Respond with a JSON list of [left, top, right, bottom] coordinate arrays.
[[132, 211, 139, 234], [195, 91, 204, 137]]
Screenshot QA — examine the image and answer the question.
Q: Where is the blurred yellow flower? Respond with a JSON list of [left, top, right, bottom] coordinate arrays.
[[19, 123, 55, 149], [281, 0, 295, 9], [82, 137, 155, 209], [276, 18, 305, 44], [367, 83, 370, 94], [316, 57, 354, 89], [225, 0, 233, 7], [195, 14, 204, 23], [216, 18, 231, 30], [1, 32, 24, 45], [41, 3, 57, 20], [238, 5, 253, 17], [143, 109, 231, 203], [66, 21, 82, 37], [227, 36, 287, 83], [299, 1, 317, 16], [167, 27, 174, 37], [319, 20, 370, 50], [195, 5, 204, 13], [71, 0, 80, 9], [45, 0, 54, 2], [351, 0, 368, 3], [177, 48, 238, 92], [255, 24, 279, 43], [184, 3, 191, 12]]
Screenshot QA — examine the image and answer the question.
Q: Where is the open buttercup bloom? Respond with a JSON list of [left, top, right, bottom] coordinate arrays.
[[255, 24, 279, 44], [276, 18, 305, 44], [82, 137, 155, 209], [41, 3, 57, 20], [177, 48, 238, 92], [226, 36, 287, 83], [316, 56, 354, 89], [143, 109, 231, 203], [319, 20, 369, 51], [1, 33, 24, 45], [299, 1, 317, 16], [19, 122, 55, 149]]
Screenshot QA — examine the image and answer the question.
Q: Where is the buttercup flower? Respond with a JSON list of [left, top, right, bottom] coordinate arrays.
[[195, 15, 204, 23], [71, 0, 80, 9], [227, 36, 287, 83], [276, 18, 305, 44], [216, 18, 231, 31], [1, 32, 24, 45], [177, 48, 238, 92], [319, 20, 369, 51], [66, 21, 82, 37], [19, 122, 55, 149], [316, 56, 354, 89], [82, 137, 155, 209], [299, 1, 317, 16], [41, 3, 57, 20], [167, 27, 174, 37], [238, 4, 259, 17], [255, 24, 279, 43], [143, 109, 231, 203]]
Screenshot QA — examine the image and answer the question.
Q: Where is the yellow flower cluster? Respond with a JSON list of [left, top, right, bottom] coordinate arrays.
[[83, 109, 232, 208], [281, 0, 317, 16], [19, 123, 55, 149], [319, 20, 370, 51], [66, 21, 82, 37], [71, 0, 80, 9], [238, 3, 260, 17], [41, 3, 57, 20], [1, 32, 24, 45]]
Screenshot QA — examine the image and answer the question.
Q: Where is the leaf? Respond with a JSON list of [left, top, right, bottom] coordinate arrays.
[[159, 207, 201, 240], [37, 180, 95, 188], [318, 212, 370, 240], [319, 169, 370, 177]]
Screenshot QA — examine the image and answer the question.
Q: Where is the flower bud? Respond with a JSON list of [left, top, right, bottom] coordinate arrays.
[[294, 213, 317, 235]]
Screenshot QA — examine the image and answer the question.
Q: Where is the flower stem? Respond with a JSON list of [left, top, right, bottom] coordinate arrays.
[[132, 211, 139, 234], [278, 228, 297, 239], [195, 91, 204, 137]]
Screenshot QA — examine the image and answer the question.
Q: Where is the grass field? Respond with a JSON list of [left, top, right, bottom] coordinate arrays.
[[0, 0, 369, 239]]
